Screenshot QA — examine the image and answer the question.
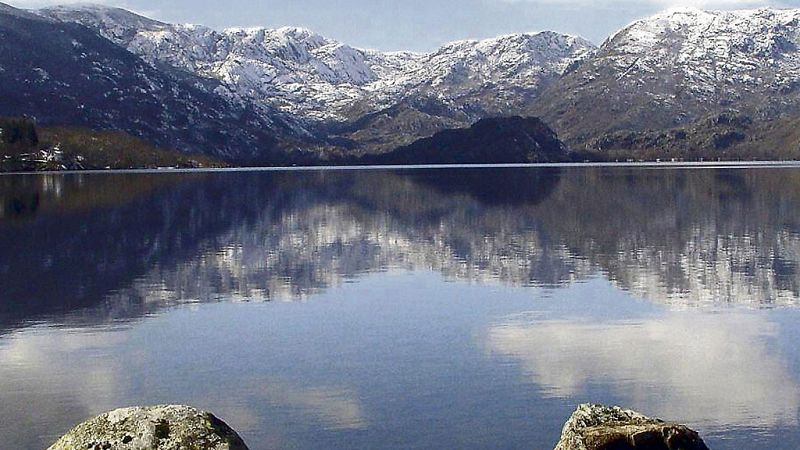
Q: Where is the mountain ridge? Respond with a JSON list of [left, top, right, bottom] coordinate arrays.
[[37, 3, 595, 153], [0, 2, 324, 164], [6, 3, 800, 164], [530, 6, 800, 158]]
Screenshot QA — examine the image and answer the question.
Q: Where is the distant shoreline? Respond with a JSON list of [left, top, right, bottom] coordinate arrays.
[[4, 160, 800, 176]]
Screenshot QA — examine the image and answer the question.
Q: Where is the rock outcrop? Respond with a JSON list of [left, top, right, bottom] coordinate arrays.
[[48, 405, 249, 450], [554, 404, 709, 450], [359, 116, 571, 165]]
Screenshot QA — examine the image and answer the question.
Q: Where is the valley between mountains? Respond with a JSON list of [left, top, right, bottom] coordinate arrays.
[[3, 3, 800, 168]]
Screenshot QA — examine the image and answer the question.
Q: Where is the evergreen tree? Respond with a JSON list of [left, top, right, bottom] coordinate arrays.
[[0, 117, 38, 146]]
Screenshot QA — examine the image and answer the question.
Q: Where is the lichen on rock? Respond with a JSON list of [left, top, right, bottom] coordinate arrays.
[[554, 404, 710, 450], [47, 405, 249, 450]]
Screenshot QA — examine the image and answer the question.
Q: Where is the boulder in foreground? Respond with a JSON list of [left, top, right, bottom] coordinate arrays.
[[48, 405, 248, 450], [555, 404, 710, 450]]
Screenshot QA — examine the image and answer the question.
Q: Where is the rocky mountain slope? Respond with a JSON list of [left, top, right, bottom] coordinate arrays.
[[531, 7, 800, 156], [0, 3, 310, 164], [38, 4, 595, 152], [40, 4, 594, 120], [586, 112, 800, 161]]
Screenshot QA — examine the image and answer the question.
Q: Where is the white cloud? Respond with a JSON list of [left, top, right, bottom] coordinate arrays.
[[487, 312, 800, 429], [2, 0, 161, 20], [492, 0, 776, 8], [258, 383, 368, 430], [0, 328, 132, 448], [0, 325, 367, 447], [4, 0, 114, 8]]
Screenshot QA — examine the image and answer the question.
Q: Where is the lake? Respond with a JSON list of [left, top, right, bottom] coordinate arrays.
[[2, 165, 800, 449]]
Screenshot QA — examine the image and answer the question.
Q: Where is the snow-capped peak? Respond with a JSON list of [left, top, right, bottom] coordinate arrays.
[[41, 3, 165, 29], [588, 6, 800, 113], [611, 7, 800, 49], [0, 1, 51, 20], [35, 5, 596, 122]]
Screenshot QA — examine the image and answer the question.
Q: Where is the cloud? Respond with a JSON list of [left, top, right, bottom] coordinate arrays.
[[487, 312, 800, 429], [2, 0, 161, 20], [0, 325, 368, 447], [494, 0, 773, 5], [258, 383, 368, 430], [0, 328, 132, 448], [4, 0, 115, 7]]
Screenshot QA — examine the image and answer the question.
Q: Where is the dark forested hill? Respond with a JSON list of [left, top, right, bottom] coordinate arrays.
[[0, 117, 223, 170], [358, 117, 571, 165]]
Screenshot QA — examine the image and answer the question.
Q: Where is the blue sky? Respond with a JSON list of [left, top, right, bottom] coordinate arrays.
[[7, 0, 799, 50]]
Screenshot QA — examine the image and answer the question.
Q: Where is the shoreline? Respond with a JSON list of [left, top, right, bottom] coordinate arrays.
[[4, 160, 800, 176]]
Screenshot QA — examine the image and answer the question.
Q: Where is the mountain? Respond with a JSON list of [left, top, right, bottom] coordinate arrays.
[[0, 3, 311, 164], [15, 3, 800, 163], [39, 5, 594, 120], [332, 32, 595, 153], [359, 116, 570, 164], [530, 7, 800, 157], [38, 5, 595, 153]]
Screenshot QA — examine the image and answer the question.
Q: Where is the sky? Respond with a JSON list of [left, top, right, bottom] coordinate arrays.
[[6, 0, 800, 50]]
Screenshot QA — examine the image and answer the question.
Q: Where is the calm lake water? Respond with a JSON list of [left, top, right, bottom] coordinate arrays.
[[2, 166, 800, 449]]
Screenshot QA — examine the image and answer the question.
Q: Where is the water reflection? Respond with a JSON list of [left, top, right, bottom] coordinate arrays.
[[0, 323, 367, 448], [3, 168, 800, 331], [487, 311, 800, 428], [4, 166, 800, 450], [257, 382, 367, 430], [0, 327, 131, 449]]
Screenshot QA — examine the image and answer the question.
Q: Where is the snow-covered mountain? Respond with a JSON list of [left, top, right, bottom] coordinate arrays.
[[532, 7, 800, 150], [38, 5, 595, 126], [14, 3, 800, 160], [607, 7, 800, 98], [0, 3, 311, 163]]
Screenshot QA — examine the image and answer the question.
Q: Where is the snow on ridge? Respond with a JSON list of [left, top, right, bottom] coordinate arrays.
[[614, 6, 800, 42], [35, 5, 595, 122], [0, 2, 48, 20], [604, 7, 800, 51], [607, 6, 800, 56], [590, 6, 800, 105], [40, 3, 166, 28], [38, 3, 800, 124]]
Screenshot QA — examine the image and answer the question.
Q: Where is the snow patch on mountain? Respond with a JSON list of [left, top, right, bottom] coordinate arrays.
[[604, 7, 800, 98], [38, 5, 596, 123]]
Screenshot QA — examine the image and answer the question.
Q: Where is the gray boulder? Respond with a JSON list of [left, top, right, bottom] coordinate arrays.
[[48, 405, 249, 450], [554, 404, 710, 450]]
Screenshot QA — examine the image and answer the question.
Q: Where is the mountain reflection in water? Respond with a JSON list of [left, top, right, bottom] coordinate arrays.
[[3, 167, 800, 330]]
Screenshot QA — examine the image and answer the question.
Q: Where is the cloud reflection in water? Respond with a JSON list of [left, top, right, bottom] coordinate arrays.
[[0, 325, 368, 448], [488, 311, 800, 429]]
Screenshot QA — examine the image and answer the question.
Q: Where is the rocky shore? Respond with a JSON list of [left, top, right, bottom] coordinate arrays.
[[49, 403, 709, 450]]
